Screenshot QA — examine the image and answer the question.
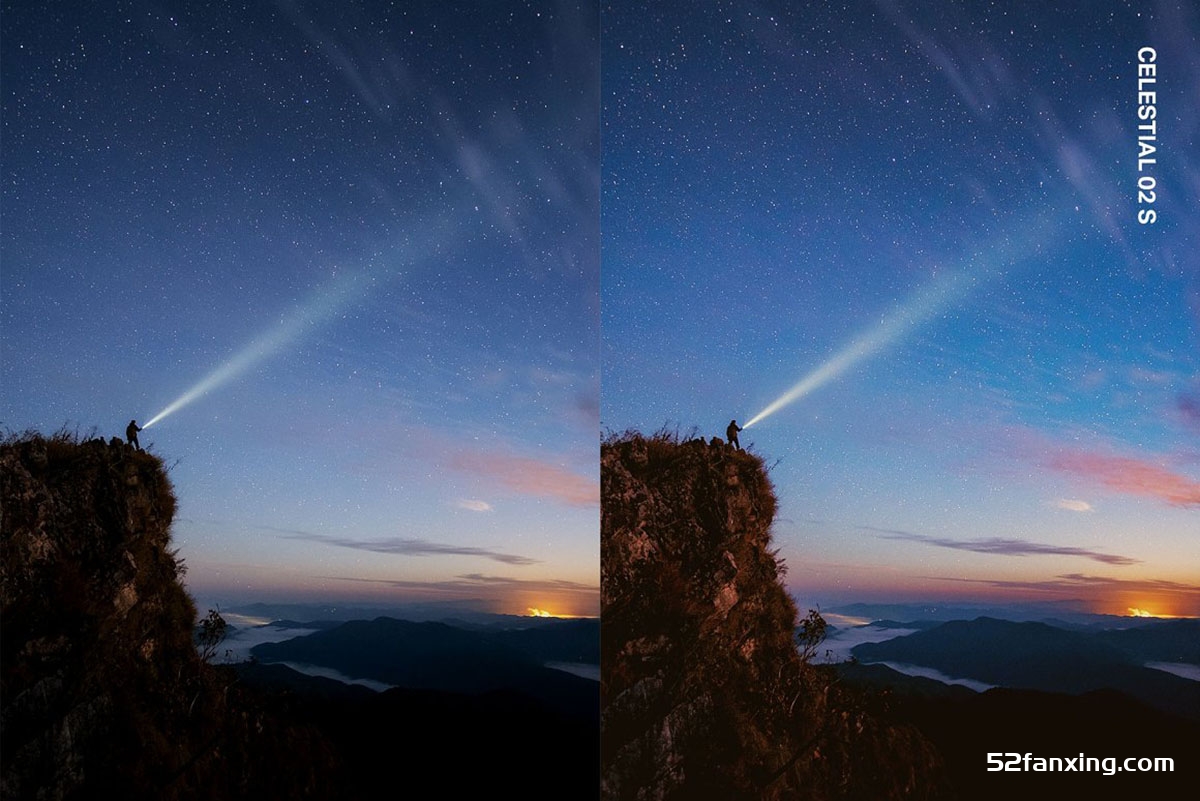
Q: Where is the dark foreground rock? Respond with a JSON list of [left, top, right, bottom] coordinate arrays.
[[601, 432, 950, 801], [1, 433, 338, 800]]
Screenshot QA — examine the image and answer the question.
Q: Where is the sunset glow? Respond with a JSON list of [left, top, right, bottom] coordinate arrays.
[[1127, 607, 1192, 620]]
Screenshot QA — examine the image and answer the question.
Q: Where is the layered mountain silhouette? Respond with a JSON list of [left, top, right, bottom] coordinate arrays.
[[852, 617, 1200, 721], [251, 616, 598, 718], [0, 431, 596, 800], [1094, 618, 1200, 663]]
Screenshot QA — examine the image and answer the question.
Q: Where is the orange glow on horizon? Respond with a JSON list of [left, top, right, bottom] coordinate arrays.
[[1127, 606, 1190, 619], [526, 607, 593, 619]]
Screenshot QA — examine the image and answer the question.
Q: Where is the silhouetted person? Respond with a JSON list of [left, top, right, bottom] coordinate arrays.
[[126, 419, 142, 451], [726, 419, 742, 450]]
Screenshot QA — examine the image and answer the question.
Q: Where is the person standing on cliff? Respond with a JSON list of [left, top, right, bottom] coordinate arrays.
[[726, 419, 742, 450], [126, 420, 142, 451]]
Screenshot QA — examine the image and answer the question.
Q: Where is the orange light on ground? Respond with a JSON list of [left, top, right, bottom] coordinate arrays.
[[528, 608, 553, 617]]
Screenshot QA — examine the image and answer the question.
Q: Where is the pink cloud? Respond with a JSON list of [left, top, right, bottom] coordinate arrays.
[[448, 450, 598, 507], [1048, 450, 1200, 508], [295, 418, 598, 508]]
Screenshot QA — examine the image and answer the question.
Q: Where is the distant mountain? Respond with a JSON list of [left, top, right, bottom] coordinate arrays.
[[495, 617, 599, 663], [441, 613, 598, 631], [251, 616, 597, 719], [1094, 618, 1200, 663], [834, 662, 977, 700], [830, 603, 1015, 622], [228, 601, 590, 627], [872, 619, 943, 630], [432, 615, 600, 662], [263, 619, 344, 631], [852, 617, 1200, 721], [235, 661, 380, 701], [828, 601, 1150, 627]]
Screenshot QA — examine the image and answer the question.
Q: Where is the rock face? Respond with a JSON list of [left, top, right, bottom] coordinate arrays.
[[601, 432, 949, 801], [1, 433, 337, 800]]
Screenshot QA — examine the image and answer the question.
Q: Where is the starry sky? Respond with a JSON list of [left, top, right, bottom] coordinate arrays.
[[602, 1, 1200, 617], [2, 1, 600, 617]]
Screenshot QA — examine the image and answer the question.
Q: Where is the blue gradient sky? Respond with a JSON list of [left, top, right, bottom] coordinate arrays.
[[602, 1, 1200, 617], [5, 2, 1198, 621], [2, 1, 599, 616]]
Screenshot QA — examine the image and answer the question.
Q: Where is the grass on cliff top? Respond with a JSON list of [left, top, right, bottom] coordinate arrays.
[[3, 425, 179, 534], [603, 426, 778, 521], [4, 425, 169, 465], [603, 425, 774, 467]]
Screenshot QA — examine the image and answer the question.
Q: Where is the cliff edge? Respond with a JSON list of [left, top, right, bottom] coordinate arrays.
[[601, 431, 949, 800], [1, 432, 336, 800]]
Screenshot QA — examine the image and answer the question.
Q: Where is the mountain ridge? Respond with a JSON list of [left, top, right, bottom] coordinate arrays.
[[250, 615, 599, 719], [852, 616, 1200, 721]]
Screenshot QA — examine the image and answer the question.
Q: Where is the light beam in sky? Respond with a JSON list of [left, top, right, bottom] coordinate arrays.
[[743, 213, 1060, 429], [743, 269, 975, 429], [143, 223, 450, 429], [142, 271, 371, 429]]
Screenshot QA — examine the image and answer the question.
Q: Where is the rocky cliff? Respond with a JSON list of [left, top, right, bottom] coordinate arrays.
[[601, 432, 949, 800], [1, 432, 337, 800]]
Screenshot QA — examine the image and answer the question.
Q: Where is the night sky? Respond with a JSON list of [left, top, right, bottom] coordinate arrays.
[[4, 2, 1198, 622], [2, 1, 599, 616], [603, 1, 1199, 617]]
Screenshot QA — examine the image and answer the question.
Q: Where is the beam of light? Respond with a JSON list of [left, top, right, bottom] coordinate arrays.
[[743, 213, 1060, 430], [143, 222, 450, 429], [744, 270, 975, 429], [143, 272, 369, 429]]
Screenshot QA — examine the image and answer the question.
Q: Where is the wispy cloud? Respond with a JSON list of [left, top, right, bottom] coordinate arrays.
[[997, 427, 1200, 509], [1053, 499, 1093, 513], [1033, 108, 1133, 263], [270, 529, 538, 566], [317, 422, 598, 509], [1127, 366, 1175, 386], [874, 0, 1010, 117], [1047, 450, 1200, 508], [328, 573, 598, 595], [456, 499, 493, 512], [865, 526, 1139, 566], [935, 573, 1200, 601], [448, 450, 597, 507], [277, 0, 412, 119]]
